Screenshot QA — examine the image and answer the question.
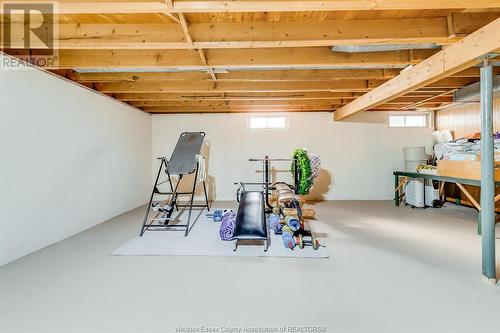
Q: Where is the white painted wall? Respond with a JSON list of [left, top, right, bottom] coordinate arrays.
[[0, 55, 152, 266], [152, 113, 433, 201]]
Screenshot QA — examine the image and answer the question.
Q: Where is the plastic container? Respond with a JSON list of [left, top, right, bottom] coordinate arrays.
[[404, 146, 427, 172], [405, 179, 425, 208], [404, 146, 426, 161]]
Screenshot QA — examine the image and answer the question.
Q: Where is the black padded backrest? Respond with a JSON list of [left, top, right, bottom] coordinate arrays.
[[233, 191, 267, 240], [166, 132, 205, 175]]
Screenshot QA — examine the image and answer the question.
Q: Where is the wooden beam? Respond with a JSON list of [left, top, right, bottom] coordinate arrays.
[[94, 80, 388, 93], [15, 48, 435, 69], [113, 91, 365, 101], [401, 89, 457, 109], [0, 1, 168, 14], [113, 93, 451, 104], [126, 99, 448, 107], [131, 99, 340, 105], [92, 77, 475, 93], [70, 71, 212, 82], [334, 18, 500, 120], [142, 105, 338, 112], [70, 69, 402, 82], [129, 99, 448, 108], [452, 67, 500, 78], [5, 1, 496, 14], [395, 96, 453, 104], [139, 103, 444, 114], [170, 0, 500, 12], [6, 15, 499, 49], [134, 100, 339, 107]]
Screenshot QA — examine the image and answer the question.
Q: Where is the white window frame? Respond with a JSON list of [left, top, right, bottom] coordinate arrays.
[[388, 113, 430, 128], [247, 114, 288, 130]]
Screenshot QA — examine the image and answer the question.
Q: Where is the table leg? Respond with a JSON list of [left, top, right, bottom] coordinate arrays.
[[477, 211, 482, 235], [439, 181, 445, 201], [394, 175, 400, 206]]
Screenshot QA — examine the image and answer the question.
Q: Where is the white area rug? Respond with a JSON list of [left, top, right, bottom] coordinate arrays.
[[113, 209, 328, 258]]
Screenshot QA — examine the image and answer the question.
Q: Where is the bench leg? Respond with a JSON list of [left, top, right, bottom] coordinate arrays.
[[264, 239, 268, 252], [233, 239, 238, 251]]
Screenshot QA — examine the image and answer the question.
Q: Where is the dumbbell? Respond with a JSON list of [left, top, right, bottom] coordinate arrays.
[[294, 234, 320, 250], [206, 209, 224, 222]]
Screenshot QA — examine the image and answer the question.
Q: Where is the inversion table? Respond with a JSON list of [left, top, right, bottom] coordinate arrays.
[[139, 132, 209, 237]]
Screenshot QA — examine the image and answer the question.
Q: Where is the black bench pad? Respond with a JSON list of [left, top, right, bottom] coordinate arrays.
[[233, 191, 267, 240]]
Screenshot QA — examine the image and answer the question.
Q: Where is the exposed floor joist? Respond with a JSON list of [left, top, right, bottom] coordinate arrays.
[[70, 69, 402, 82], [93, 77, 478, 93], [170, 0, 500, 12], [10, 48, 437, 69], [110, 92, 368, 101], [2, 1, 500, 14], [69, 67, 498, 83]]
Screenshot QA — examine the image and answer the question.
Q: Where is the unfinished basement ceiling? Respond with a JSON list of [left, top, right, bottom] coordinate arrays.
[[2, 1, 500, 114]]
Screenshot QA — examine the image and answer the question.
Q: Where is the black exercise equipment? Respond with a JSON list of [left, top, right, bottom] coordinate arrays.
[[232, 156, 300, 251], [236, 156, 299, 213], [139, 132, 209, 237], [232, 191, 268, 252]]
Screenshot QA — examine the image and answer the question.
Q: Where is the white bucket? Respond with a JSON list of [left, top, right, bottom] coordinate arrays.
[[403, 147, 426, 172], [404, 146, 426, 161]]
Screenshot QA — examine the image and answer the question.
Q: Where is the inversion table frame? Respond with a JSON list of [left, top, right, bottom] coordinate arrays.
[[139, 132, 209, 237]]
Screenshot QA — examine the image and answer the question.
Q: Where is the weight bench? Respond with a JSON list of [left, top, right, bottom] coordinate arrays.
[[233, 191, 268, 251]]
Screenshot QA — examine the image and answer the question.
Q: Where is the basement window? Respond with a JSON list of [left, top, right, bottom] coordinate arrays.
[[389, 114, 427, 128], [248, 116, 287, 130]]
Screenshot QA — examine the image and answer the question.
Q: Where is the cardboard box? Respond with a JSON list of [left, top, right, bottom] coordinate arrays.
[[476, 151, 500, 162], [437, 160, 500, 180]]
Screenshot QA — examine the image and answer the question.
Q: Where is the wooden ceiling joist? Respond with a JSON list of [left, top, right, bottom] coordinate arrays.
[[70, 69, 401, 82], [69, 67, 495, 83], [93, 77, 476, 93], [94, 79, 389, 93], [112, 91, 366, 101], [334, 17, 500, 120], [112, 91, 450, 102], [15, 48, 436, 69], [2, 1, 500, 14], [130, 100, 343, 106], [140, 103, 443, 113], [72, 70, 484, 83], [6, 14, 499, 49], [169, 0, 500, 13], [128, 95, 453, 107]]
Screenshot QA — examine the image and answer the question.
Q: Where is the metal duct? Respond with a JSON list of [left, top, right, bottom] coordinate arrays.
[[453, 75, 500, 102], [331, 43, 440, 53]]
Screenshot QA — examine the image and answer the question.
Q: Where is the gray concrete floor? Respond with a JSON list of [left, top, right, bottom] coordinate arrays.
[[1, 201, 499, 333]]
